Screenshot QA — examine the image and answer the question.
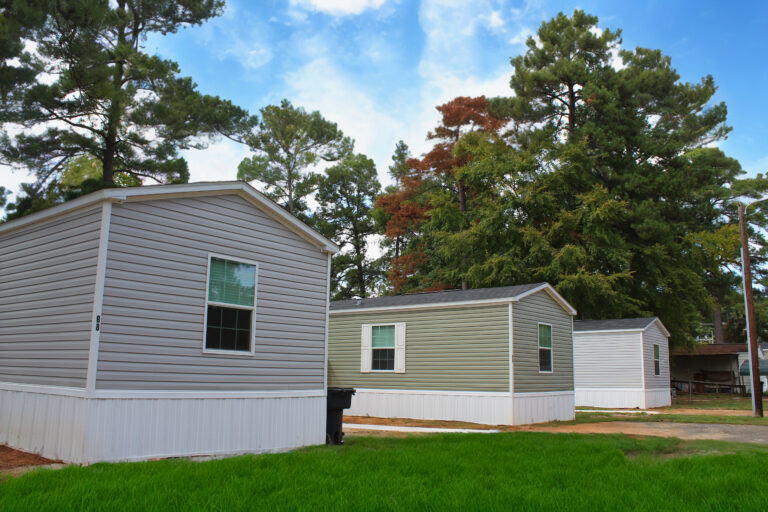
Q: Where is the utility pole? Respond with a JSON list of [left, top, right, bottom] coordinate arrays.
[[738, 202, 763, 417]]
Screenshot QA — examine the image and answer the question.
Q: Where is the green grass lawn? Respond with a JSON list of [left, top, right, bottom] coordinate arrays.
[[2, 433, 768, 511], [668, 393, 767, 411]]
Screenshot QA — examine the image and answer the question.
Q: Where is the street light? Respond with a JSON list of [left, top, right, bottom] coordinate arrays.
[[738, 202, 763, 417]]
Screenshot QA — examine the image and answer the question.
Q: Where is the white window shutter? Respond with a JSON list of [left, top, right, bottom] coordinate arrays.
[[394, 323, 406, 373], [360, 324, 372, 373]]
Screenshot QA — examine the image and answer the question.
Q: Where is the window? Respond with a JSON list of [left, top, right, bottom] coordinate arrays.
[[372, 325, 395, 370], [204, 255, 257, 354], [361, 323, 406, 373], [653, 344, 661, 376], [538, 324, 552, 373]]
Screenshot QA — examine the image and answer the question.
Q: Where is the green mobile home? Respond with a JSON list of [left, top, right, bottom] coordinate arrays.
[[328, 283, 577, 425]]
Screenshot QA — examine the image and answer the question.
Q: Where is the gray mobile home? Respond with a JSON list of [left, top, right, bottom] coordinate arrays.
[[328, 284, 577, 425], [0, 182, 337, 462], [573, 317, 671, 408]]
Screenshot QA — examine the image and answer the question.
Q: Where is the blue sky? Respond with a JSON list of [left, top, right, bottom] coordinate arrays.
[[3, 0, 767, 202]]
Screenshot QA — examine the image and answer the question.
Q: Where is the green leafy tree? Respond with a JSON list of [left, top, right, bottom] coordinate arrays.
[[480, 9, 768, 344], [0, 0, 252, 191], [315, 153, 382, 300], [237, 99, 352, 218]]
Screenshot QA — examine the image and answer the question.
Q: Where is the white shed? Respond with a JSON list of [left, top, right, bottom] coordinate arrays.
[[573, 317, 671, 409]]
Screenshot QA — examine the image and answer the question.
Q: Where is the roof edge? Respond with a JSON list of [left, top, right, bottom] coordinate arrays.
[[0, 181, 339, 253], [330, 283, 577, 316]]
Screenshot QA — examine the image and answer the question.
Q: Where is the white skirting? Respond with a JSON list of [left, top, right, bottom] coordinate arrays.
[[643, 388, 672, 408], [512, 391, 575, 424], [345, 389, 574, 426], [0, 386, 325, 463], [575, 388, 671, 409]]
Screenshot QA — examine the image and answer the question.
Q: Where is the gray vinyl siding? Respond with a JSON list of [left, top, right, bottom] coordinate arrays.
[[513, 291, 573, 392], [573, 332, 643, 389], [328, 305, 509, 392], [96, 194, 328, 391], [643, 323, 670, 389], [0, 207, 102, 387]]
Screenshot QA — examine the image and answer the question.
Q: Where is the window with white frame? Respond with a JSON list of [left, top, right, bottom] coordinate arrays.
[[361, 323, 406, 373], [653, 344, 661, 376], [204, 255, 257, 353], [538, 324, 553, 373]]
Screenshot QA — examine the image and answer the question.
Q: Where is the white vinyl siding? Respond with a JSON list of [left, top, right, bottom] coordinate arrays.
[[0, 207, 102, 387], [573, 331, 644, 389], [96, 195, 328, 391], [643, 322, 670, 389]]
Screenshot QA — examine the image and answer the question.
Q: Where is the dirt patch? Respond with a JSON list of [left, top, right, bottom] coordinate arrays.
[[0, 445, 59, 471], [345, 415, 511, 431]]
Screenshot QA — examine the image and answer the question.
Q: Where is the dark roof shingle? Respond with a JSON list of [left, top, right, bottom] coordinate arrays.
[[330, 283, 546, 311], [573, 317, 658, 332]]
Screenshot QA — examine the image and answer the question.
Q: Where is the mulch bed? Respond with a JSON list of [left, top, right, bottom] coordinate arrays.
[[0, 445, 59, 471]]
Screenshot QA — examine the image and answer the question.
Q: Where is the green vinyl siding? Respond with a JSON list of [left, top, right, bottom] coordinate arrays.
[[513, 292, 574, 392], [328, 305, 509, 392]]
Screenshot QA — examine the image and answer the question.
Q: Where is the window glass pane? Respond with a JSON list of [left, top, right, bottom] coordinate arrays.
[[208, 257, 256, 307], [539, 348, 552, 372], [654, 360, 660, 376], [654, 344, 660, 359], [206, 305, 252, 352], [538, 324, 552, 348], [372, 325, 395, 348], [372, 348, 395, 370]]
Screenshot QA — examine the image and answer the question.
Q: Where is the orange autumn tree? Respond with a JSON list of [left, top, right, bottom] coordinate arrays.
[[376, 96, 508, 293]]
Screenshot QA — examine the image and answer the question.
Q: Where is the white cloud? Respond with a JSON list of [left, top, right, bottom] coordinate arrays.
[[182, 139, 251, 183], [283, 57, 406, 187], [289, 0, 388, 16]]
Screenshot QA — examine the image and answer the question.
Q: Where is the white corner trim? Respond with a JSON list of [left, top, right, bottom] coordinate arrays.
[[574, 328, 646, 335], [0, 381, 88, 398], [90, 389, 326, 399], [0, 381, 325, 400], [85, 201, 112, 396], [351, 388, 510, 397], [508, 302, 514, 396], [0, 181, 339, 253], [640, 331, 648, 407], [324, 252, 331, 390], [513, 283, 578, 316], [512, 390, 574, 397]]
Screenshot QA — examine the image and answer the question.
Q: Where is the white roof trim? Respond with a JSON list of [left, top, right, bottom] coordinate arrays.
[[330, 283, 577, 316], [574, 329, 646, 335], [574, 317, 670, 338], [513, 283, 577, 316], [0, 181, 339, 253], [650, 317, 671, 338]]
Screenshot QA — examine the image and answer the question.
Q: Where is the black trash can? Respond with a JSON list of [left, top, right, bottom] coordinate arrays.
[[326, 387, 356, 444]]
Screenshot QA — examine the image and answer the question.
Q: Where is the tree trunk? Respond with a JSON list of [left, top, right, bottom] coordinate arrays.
[[103, 1, 127, 186], [457, 180, 468, 290], [713, 301, 725, 344], [567, 83, 576, 136]]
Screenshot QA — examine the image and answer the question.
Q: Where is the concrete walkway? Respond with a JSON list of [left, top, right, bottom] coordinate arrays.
[[344, 423, 500, 434], [345, 420, 768, 445]]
